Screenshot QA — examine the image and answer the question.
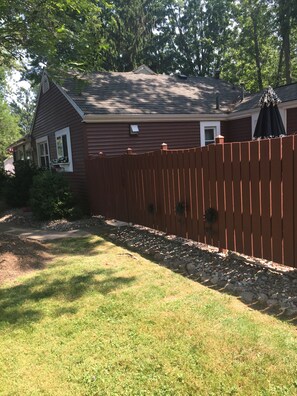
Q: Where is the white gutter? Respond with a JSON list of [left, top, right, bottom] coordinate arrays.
[[82, 113, 229, 123]]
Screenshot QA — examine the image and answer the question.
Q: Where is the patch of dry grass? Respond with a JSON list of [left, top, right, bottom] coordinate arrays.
[[0, 236, 296, 396]]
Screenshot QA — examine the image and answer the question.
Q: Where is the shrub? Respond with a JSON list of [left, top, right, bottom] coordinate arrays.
[[3, 161, 40, 207], [30, 171, 75, 220], [0, 168, 9, 198]]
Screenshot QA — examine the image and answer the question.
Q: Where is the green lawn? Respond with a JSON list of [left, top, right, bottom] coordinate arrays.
[[0, 236, 297, 396]]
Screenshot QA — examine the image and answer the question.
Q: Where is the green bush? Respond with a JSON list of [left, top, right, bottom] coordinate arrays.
[[0, 168, 9, 198], [30, 171, 76, 220], [3, 160, 40, 207]]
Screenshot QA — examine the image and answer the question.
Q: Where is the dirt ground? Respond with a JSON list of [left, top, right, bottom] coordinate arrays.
[[0, 234, 52, 285]]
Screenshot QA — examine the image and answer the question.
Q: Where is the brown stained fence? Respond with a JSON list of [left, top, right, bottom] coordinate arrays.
[[86, 135, 297, 268]]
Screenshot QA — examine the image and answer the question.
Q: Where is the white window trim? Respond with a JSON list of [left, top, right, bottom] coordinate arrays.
[[55, 127, 73, 172], [200, 121, 221, 147], [36, 136, 51, 168]]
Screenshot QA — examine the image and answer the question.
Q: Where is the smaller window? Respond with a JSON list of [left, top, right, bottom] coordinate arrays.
[[55, 127, 73, 172], [36, 139, 50, 169], [200, 121, 220, 147], [130, 124, 139, 135], [56, 135, 69, 162], [204, 127, 216, 145]]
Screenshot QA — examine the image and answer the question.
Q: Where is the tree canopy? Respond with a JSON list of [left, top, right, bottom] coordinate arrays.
[[0, 98, 20, 163], [0, 0, 296, 161], [0, 0, 296, 90]]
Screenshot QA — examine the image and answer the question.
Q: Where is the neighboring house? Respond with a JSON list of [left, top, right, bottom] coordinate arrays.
[[8, 65, 297, 204], [7, 134, 33, 162]]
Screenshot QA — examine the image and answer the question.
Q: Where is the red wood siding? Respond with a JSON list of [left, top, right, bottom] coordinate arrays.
[[287, 108, 297, 134], [221, 117, 252, 142], [32, 82, 86, 203], [84, 122, 201, 157]]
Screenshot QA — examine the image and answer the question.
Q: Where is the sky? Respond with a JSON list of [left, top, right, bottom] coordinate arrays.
[[6, 69, 31, 104]]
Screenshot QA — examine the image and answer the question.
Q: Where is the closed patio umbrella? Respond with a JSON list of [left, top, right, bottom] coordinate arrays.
[[253, 86, 286, 139]]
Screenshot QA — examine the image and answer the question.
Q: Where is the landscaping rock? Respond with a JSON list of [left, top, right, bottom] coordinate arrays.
[[258, 293, 268, 303], [241, 292, 255, 304], [210, 275, 219, 285], [186, 263, 197, 275], [267, 299, 279, 308]]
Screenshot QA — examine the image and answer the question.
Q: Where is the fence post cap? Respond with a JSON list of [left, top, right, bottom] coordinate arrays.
[[215, 135, 225, 144]]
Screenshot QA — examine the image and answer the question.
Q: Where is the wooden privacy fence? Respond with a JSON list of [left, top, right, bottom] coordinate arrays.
[[86, 134, 297, 268]]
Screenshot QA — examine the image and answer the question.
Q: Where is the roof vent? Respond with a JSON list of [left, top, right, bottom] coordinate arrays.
[[177, 74, 187, 80], [216, 92, 220, 110], [240, 82, 245, 100], [133, 65, 155, 75]]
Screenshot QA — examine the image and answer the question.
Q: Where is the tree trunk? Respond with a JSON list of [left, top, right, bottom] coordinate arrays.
[[283, 32, 292, 84], [249, 1, 263, 90], [278, 1, 292, 85], [276, 41, 284, 86]]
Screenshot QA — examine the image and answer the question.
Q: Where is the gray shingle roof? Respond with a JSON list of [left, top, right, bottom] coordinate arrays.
[[233, 83, 297, 113], [60, 72, 243, 115]]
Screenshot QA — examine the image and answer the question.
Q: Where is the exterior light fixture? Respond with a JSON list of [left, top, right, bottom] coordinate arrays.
[[130, 124, 139, 135]]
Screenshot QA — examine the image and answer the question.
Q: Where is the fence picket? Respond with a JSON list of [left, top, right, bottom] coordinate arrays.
[[282, 136, 294, 266], [241, 142, 252, 256], [167, 151, 176, 236], [209, 144, 218, 246], [202, 147, 211, 245], [224, 144, 235, 251], [232, 143, 243, 253], [259, 139, 271, 260], [216, 143, 226, 250], [294, 135, 297, 268], [196, 148, 205, 244], [190, 149, 198, 241], [184, 149, 192, 240], [250, 140, 262, 258], [271, 138, 283, 264]]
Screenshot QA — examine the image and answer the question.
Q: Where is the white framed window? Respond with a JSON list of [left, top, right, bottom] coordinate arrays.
[[200, 121, 221, 146], [54, 127, 73, 172], [36, 137, 50, 169]]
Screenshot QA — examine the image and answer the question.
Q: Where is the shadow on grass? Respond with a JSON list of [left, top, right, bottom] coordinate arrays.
[[0, 266, 136, 327], [91, 226, 297, 326], [46, 236, 111, 257]]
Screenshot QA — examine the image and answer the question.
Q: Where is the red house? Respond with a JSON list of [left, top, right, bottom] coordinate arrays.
[[9, 65, 297, 204]]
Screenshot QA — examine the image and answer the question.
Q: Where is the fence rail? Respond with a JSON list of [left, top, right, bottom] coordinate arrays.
[[86, 135, 297, 268]]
